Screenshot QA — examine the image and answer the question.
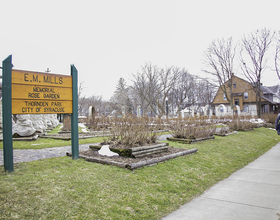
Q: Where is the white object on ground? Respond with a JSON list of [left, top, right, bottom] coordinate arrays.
[[78, 123, 89, 133], [98, 145, 119, 157], [250, 118, 264, 123]]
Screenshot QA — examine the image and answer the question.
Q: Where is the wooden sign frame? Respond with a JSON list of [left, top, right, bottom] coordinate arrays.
[[2, 55, 79, 172]]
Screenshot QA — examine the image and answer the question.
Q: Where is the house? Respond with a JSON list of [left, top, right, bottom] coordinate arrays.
[[211, 75, 280, 116], [266, 85, 280, 103]]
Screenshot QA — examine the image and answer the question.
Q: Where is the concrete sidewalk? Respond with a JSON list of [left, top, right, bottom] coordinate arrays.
[[162, 142, 280, 220]]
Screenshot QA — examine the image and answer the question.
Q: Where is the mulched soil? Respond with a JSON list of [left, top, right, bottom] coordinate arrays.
[[79, 146, 188, 164]]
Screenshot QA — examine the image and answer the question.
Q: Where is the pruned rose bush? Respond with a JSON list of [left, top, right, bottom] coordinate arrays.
[[102, 116, 164, 148], [168, 117, 216, 139]]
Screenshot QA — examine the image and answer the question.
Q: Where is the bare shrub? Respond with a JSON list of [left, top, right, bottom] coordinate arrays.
[[228, 119, 255, 131], [169, 118, 216, 139], [103, 116, 164, 148], [86, 115, 112, 131], [262, 113, 278, 124]]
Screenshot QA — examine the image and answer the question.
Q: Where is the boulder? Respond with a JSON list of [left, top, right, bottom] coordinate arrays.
[[13, 114, 36, 137]]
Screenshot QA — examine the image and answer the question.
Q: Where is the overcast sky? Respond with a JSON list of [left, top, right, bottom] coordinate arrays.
[[1, 0, 280, 100]]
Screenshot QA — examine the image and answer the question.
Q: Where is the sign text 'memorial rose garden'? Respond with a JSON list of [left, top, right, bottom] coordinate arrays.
[[12, 70, 73, 114]]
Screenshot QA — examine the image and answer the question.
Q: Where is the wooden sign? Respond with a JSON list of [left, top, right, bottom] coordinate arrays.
[[2, 54, 79, 172], [11, 69, 73, 114], [12, 69, 72, 87], [12, 100, 73, 114], [12, 84, 72, 100]]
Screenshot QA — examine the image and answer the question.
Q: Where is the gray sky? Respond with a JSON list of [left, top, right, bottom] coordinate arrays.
[[1, 0, 280, 100]]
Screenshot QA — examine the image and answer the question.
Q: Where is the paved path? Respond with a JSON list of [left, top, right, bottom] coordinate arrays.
[[162, 142, 280, 220], [0, 144, 90, 166]]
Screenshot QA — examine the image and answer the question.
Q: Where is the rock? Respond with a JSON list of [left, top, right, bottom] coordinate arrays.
[[42, 114, 59, 129], [13, 114, 36, 137], [12, 114, 60, 137], [31, 114, 47, 133], [49, 114, 59, 128]]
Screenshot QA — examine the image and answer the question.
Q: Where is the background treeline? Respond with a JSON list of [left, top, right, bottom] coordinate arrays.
[[78, 63, 216, 117], [79, 28, 280, 117]]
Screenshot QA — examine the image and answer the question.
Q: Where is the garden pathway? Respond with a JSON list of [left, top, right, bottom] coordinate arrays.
[[0, 144, 90, 166]]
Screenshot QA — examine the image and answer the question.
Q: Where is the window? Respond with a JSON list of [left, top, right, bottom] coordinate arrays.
[[233, 82, 236, 89], [244, 105, 249, 113], [223, 94, 227, 101], [244, 92, 248, 99], [234, 98, 239, 106]]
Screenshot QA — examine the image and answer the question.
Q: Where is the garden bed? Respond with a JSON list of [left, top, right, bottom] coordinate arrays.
[[89, 142, 169, 157], [215, 131, 238, 136], [66, 147, 198, 170], [167, 136, 215, 144]]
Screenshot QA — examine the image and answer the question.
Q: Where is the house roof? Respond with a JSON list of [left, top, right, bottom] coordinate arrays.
[[261, 85, 274, 94], [267, 85, 280, 94], [260, 95, 277, 104]]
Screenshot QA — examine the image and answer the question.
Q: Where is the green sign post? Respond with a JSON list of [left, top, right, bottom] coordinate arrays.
[[2, 55, 13, 172], [2, 55, 79, 172], [71, 65, 79, 159]]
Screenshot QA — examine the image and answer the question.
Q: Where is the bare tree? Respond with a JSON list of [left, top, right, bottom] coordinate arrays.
[[195, 77, 217, 105], [131, 63, 180, 116], [203, 37, 236, 109], [131, 63, 159, 116], [169, 69, 194, 114], [78, 94, 105, 116], [240, 28, 274, 118], [275, 31, 280, 80], [78, 81, 86, 115], [157, 66, 181, 114]]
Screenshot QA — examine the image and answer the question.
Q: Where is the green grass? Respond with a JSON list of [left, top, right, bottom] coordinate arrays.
[[0, 127, 279, 219], [0, 123, 104, 149], [0, 137, 105, 150], [0, 136, 105, 150], [47, 124, 63, 134], [47, 124, 85, 134]]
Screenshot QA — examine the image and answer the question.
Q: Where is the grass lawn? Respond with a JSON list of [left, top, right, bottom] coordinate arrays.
[[0, 124, 105, 149], [0, 136, 105, 150], [0, 127, 279, 219]]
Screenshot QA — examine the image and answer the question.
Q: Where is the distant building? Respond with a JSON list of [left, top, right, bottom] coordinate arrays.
[[211, 75, 280, 116]]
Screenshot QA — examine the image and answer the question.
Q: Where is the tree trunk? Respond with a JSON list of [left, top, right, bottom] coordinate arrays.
[[257, 81, 261, 118]]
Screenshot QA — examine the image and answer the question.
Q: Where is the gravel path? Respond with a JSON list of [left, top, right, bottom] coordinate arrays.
[[0, 135, 173, 165]]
